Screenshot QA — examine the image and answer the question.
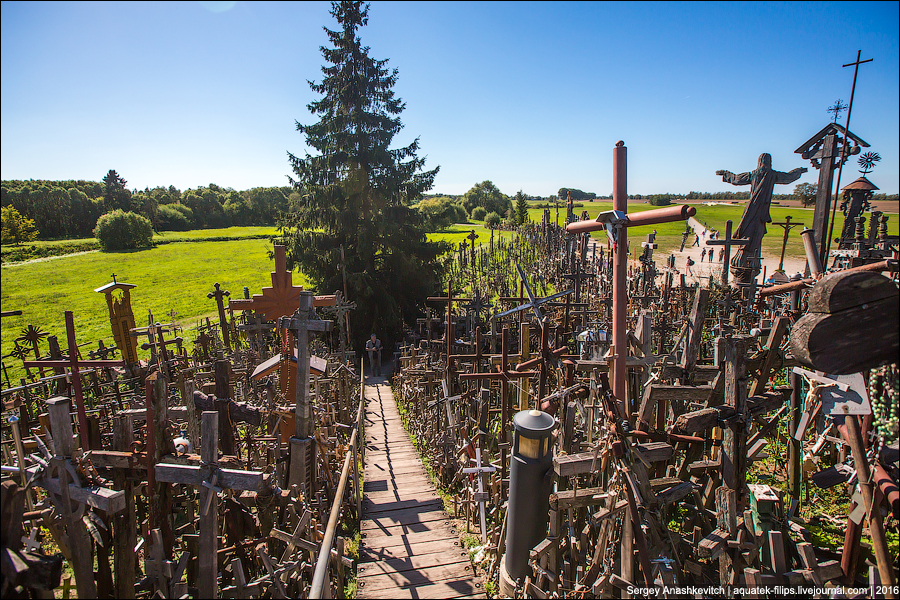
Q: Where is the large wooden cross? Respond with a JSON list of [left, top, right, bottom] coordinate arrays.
[[156, 411, 263, 599], [227, 245, 336, 401], [24, 311, 125, 450], [566, 141, 695, 405], [706, 220, 750, 286], [278, 291, 333, 492]]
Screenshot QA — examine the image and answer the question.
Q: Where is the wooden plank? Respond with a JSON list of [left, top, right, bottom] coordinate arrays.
[[363, 498, 444, 513], [358, 553, 470, 577], [360, 539, 467, 562], [155, 463, 263, 492], [356, 563, 477, 594], [361, 527, 460, 550], [359, 579, 482, 599], [362, 507, 450, 527], [27, 465, 125, 514]]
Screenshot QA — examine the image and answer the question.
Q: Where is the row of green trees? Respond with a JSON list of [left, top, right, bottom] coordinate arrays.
[[0, 174, 295, 240]]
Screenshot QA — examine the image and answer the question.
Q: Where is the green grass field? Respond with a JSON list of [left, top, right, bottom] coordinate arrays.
[[1, 237, 300, 382], [0, 224, 507, 381]]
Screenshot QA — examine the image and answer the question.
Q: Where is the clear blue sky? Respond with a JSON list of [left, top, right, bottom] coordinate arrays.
[[2, 1, 898, 197]]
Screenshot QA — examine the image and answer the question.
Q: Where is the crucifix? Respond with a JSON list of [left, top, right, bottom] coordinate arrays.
[[278, 291, 333, 493], [705, 220, 749, 287], [567, 141, 695, 406], [207, 283, 232, 350], [461, 446, 497, 544], [24, 311, 125, 450], [156, 411, 264, 599], [771, 215, 804, 273]]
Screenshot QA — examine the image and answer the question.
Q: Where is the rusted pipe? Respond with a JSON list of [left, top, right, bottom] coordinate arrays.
[[801, 228, 824, 276], [565, 204, 696, 235], [873, 460, 900, 520], [758, 278, 816, 297], [613, 142, 628, 406]]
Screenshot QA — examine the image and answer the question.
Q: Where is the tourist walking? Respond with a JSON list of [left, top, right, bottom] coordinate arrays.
[[366, 333, 382, 376]]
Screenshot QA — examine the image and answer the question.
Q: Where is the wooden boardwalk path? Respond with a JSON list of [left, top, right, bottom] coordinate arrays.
[[358, 377, 484, 599]]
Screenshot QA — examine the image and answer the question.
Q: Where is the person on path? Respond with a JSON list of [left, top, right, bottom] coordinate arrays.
[[686, 257, 695, 277], [366, 333, 382, 376], [691, 233, 700, 247], [718, 247, 725, 262], [700, 248, 707, 262]]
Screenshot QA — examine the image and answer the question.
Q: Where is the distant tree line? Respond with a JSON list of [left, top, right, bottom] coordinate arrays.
[[1, 171, 292, 240]]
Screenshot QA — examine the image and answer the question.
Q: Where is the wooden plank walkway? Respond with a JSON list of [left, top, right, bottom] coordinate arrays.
[[358, 378, 484, 599]]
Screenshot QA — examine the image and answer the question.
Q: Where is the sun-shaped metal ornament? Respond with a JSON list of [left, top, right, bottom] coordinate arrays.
[[858, 151, 881, 176]]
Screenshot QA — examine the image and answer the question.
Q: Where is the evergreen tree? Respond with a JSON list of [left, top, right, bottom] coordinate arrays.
[[102, 169, 131, 212], [514, 190, 528, 225], [281, 0, 446, 349]]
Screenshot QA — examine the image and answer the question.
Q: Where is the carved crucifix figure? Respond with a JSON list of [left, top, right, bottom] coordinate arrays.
[[716, 154, 806, 285], [207, 283, 232, 350]]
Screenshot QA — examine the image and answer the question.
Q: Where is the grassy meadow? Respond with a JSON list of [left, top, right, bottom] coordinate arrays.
[[1, 237, 298, 382]]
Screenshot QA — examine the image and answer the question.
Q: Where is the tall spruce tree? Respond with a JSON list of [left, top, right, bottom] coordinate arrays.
[[281, 0, 446, 349]]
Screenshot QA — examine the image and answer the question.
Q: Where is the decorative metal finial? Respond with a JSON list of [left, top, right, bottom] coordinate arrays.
[[111, 273, 117, 284], [827, 99, 848, 123]]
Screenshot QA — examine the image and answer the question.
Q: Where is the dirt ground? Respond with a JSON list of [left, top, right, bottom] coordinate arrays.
[[671, 216, 807, 285]]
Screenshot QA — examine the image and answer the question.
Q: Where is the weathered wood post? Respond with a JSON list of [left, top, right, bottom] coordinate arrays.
[[46, 397, 97, 598]]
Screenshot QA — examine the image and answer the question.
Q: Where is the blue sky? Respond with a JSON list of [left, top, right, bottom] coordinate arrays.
[[2, 1, 898, 197]]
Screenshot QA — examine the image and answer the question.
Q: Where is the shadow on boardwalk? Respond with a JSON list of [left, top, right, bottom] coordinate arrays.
[[357, 379, 484, 599]]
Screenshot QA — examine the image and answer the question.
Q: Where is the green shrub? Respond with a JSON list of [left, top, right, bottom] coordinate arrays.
[[93, 210, 154, 250], [157, 204, 192, 231], [484, 211, 501, 229], [471, 206, 487, 221]]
